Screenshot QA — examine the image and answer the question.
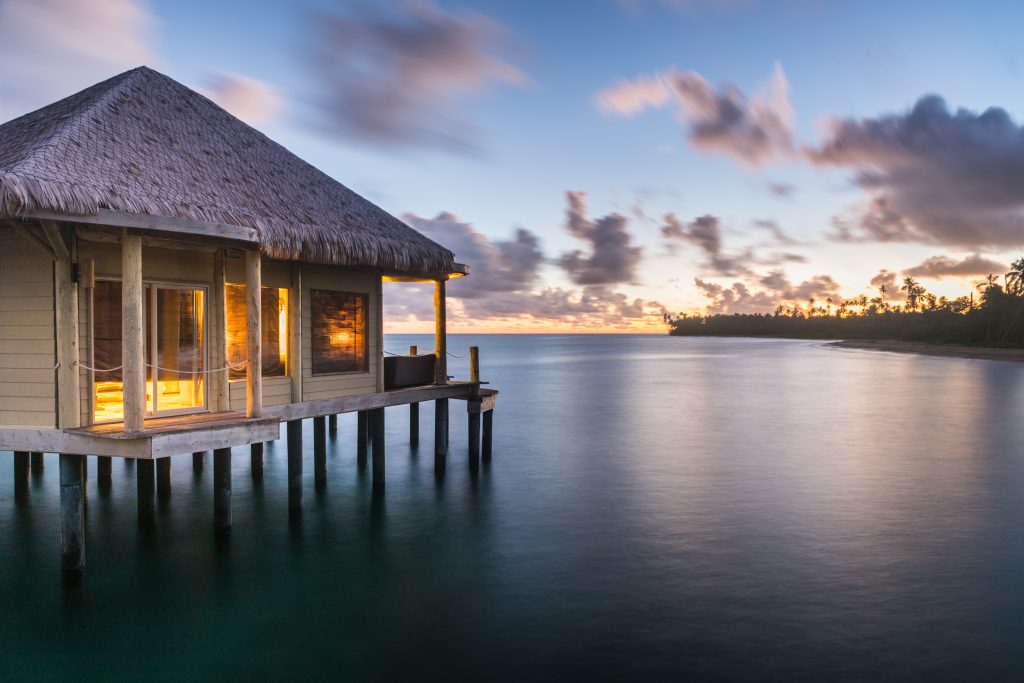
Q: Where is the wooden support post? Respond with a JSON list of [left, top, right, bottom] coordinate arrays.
[[434, 279, 448, 385], [371, 407, 385, 488], [288, 262, 303, 403], [469, 346, 480, 383], [287, 419, 302, 513], [31, 452, 44, 473], [434, 398, 448, 474], [213, 448, 232, 535], [137, 459, 155, 520], [468, 409, 481, 466], [313, 415, 327, 489], [328, 414, 337, 435], [59, 453, 85, 576], [250, 442, 263, 482], [192, 451, 205, 473], [98, 456, 112, 490], [122, 232, 145, 433], [409, 345, 420, 447], [156, 458, 171, 499], [482, 411, 493, 461], [245, 250, 262, 418], [14, 451, 29, 500], [50, 223, 80, 432], [211, 250, 229, 412], [357, 410, 368, 467]]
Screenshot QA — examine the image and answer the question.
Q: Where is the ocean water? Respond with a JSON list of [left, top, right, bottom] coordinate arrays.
[[2, 335, 1024, 681]]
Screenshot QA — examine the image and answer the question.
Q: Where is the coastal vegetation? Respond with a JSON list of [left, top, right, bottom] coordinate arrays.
[[667, 259, 1024, 347]]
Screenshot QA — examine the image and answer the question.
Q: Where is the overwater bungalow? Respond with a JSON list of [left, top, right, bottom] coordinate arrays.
[[0, 67, 495, 574]]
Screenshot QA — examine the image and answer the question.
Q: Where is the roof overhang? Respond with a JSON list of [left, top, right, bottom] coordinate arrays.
[[382, 262, 469, 283]]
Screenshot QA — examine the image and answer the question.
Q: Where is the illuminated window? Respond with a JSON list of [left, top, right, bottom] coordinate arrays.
[[311, 289, 367, 375], [226, 284, 289, 380]]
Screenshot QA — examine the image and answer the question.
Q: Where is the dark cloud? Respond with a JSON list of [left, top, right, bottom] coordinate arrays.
[[308, 1, 526, 151], [560, 191, 644, 285], [595, 63, 794, 166], [661, 213, 750, 275], [903, 253, 1007, 279], [404, 212, 543, 296], [809, 95, 1024, 248], [752, 218, 801, 245], [767, 182, 796, 198]]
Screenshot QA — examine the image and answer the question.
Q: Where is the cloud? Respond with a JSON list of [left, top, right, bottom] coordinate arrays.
[[903, 254, 1007, 280], [560, 191, 644, 285], [661, 213, 750, 275], [402, 212, 543, 296], [595, 62, 794, 165], [306, 1, 526, 152], [694, 270, 843, 314], [752, 218, 801, 245], [767, 181, 796, 198], [200, 72, 284, 126], [809, 95, 1024, 248], [869, 269, 899, 298], [0, 0, 157, 120]]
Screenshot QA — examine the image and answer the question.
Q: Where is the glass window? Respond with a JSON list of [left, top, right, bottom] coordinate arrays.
[[311, 289, 367, 375], [226, 284, 289, 380]]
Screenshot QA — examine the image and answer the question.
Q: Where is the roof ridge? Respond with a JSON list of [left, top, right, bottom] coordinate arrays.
[[7, 67, 150, 176]]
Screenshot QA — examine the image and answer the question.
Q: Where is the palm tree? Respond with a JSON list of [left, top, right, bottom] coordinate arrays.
[[1006, 258, 1024, 295], [879, 284, 887, 300], [807, 297, 816, 316], [977, 273, 1000, 291], [901, 276, 921, 310]]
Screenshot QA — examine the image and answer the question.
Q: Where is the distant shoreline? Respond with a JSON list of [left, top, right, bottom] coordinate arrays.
[[827, 339, 1024, 363]]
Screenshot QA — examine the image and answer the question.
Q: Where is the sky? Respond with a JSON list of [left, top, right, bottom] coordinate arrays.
[[2, 0, 1024, 332]]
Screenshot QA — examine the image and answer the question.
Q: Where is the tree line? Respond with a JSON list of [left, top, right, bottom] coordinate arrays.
[[666, 259, 1024, 346]]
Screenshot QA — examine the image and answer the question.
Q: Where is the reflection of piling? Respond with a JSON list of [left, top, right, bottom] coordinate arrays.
[[371, 407, 385, 489], [137, 459, 155, 521], [482, 411, 493, 461], [59, 454, 85, 576], [287, 419, 302, 514], [250, 443, 263, 483], [314, 416, 327, 490], [409, 346, 420, 447], [157, 458, 171, 500], [14, 452, 29, 501], [213, 448, 232, 535]]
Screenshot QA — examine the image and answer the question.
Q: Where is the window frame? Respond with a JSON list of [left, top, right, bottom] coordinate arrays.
[[309, 288, 370, 377]]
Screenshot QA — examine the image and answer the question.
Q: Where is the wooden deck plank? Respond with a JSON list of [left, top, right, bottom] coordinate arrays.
[[70, 411, 277, 439]]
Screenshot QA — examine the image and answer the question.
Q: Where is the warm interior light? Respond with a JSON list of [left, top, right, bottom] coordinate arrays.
[[279, 288, 289, 367]]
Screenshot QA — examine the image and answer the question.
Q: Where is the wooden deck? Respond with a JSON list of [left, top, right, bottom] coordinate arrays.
[[69, 411, 277, 439]]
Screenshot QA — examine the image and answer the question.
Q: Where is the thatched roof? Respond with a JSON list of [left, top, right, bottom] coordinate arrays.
[[0, 67, 455, 274]]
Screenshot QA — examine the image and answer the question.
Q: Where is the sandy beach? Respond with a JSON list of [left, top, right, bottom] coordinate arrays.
[[827, 339, 1024, 363]]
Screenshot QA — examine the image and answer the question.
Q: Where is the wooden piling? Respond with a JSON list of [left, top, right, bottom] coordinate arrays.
[[251, 442, 263, 482], [14, 451, 29, 501], [156, 458, 171, 499], [482, 411, 493, 460], [192, 451, 205, 473], [409, 345, 420, 447], [137, 459, 155, 520], [434, 398, 448, 474], [357, 410, 368, 467], [213, 447, 232, 534], [314, 415, 327, 489], [287, 419, 303, 513], [328, 414, 338, 435], [97, 456, 112, 489], [469, 411, 481, 465], [371, 407, 385, 488], [30, 452, 44, 473], [59, 454, 85, 576]]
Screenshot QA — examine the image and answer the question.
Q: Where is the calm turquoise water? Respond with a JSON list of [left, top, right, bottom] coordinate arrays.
[[2, 335, 1024, 681]]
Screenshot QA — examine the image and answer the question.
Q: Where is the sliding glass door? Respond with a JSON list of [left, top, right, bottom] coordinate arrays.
[[93, 281, 206, 423]]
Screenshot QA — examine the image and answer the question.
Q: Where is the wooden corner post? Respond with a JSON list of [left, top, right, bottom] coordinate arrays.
[[245, 250, 262, 418], [434, 278, 447, 385], [122, 231, 145, 433]]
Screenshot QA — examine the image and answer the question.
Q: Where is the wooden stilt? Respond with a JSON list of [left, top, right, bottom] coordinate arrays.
[[193, 451, 205, 473], [409, 345, 419, 447], [244, 249, 262, 419], [314, 416, 327, 489], [250, 442, 263, 482], [328, 414, 337, 435], [434, 398, 448, 474], [14, 451, 29, 501], [213, 447, 232, 535], [122, 233, 146, 434], [98, 456, 112, 490], [287, 419, 302, 513], [468, 411, 481, 466], [59, 453, 85, 576], [30, 452, 44, 473], [137, 459, 155, 520], [371, 407, 385, 488], [357, 410, 368, 467], [482, 411, 493, 461], [156, 458, 171, 499]]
